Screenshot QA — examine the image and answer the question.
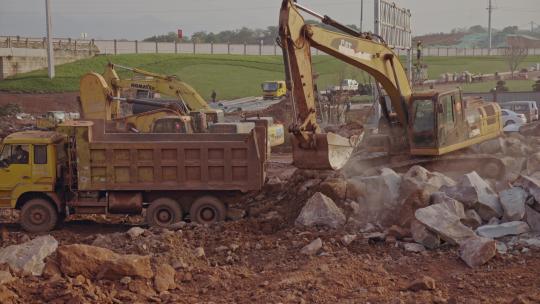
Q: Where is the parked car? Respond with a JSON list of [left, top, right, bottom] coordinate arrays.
[[500, 101, 539, 122], [500, 109, 527, 127]]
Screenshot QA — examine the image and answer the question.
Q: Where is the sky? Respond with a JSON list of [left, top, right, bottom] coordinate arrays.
[[0, 0, 538, 40]]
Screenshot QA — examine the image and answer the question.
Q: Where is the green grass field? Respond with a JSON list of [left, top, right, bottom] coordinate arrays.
[[0, 54, 539, 100]]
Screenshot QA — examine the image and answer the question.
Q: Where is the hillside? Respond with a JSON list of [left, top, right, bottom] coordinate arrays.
[[0, 54, 539, 99]]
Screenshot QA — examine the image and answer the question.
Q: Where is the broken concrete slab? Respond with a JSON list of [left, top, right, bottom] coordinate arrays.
[[415, 203, 476, 245], [295, 192, 346, 229], [476, 221, 530, 238], [410, 220, 441, 249], [499, 187, 528, 221], [459, 237, 497, 268], [0, 235, 58, 276]]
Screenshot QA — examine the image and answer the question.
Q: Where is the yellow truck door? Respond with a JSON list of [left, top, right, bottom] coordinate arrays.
[[0, 144, 32, 207]]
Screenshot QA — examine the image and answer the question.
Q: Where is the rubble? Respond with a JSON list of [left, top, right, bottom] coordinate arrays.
[[462, 209, 483, 229], [0, 271, 14, 285], [340, 234, 357, 246], [410, 220, 441, 249], [459, 237, 497, 267], [476, 221, 531, 238], [400, 165, 456, 197], [499, 187, 528, 221], [525, 205, 540, 231], [318, 178, 347, 201], [0, 235, 58, 276], [154, 264, 176, 292], [514, 175, 540, 203], [402, 242, 426, 253], [295, 192, 346, 229], [441, 171, 502, 220], [127, 227, 146, 239], [57, 244, 153, 279], [415, 201, 476, 245], [300, 238, 322, 255]]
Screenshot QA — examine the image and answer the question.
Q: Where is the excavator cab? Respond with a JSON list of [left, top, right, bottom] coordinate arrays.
[[409, 97, 436, 149]]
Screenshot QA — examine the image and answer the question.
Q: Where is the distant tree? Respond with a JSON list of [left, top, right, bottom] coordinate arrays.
[[503, 47, 528, 79], [143, 32, 187, 43], [468, 25, 486, 34], [501, 26, 519, 34]]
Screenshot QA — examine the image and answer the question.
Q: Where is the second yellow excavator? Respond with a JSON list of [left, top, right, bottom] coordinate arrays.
[[279, 0, 504, 176], [79, 63, 285, 147]]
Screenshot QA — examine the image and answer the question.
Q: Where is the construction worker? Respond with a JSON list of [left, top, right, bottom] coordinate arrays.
[[416, 41, 423, 62], [211, 90, 217, 103], [11, 145, 29, 164]]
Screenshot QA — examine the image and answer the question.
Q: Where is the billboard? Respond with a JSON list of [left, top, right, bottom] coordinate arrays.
[[374, 0, 412, 50]]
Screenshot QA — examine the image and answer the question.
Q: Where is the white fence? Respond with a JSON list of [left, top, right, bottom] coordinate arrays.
[[2, 36, 540, 57]]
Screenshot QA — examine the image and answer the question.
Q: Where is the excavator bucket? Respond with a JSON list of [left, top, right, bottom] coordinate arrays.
[[292, 132, 361, 170]]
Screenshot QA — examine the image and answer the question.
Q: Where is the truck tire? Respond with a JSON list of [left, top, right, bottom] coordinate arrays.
[[20, 198, 58, 233], [146, 198, 183, 227], [190, 196, 226, 225]]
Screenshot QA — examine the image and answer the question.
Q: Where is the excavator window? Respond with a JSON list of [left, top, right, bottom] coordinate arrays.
[[411, 99, 436, 147]]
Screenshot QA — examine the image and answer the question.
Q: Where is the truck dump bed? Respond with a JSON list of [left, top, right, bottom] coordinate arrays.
[[65, 120, 267, 192]]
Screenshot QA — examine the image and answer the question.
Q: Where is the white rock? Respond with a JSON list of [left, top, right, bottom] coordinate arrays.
[[296, 192, 346, 229], [0, 235, 58, 276], [522, 238, 540, 248], [401, 166, 456, 198], [301, 238, 322, 255], [415, 202, 476, 245], [499, 187, 528, 221], [403, 242, 426, 253], [194, 247, 205, 258], [459, 237, 497, 268], [341, 234, 357, 246], [476, 221, 530, 238], [496, 242, 508, 254], [126, 227, 146, 239]]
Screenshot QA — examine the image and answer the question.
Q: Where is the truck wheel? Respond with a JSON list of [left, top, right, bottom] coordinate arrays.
[[146, 198, 183, 227], [20, 198, 58, 233], [190, 196, 226, 225]]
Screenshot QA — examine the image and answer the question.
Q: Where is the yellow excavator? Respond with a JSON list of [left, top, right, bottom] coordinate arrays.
[[79, 64, 285, 147], [279, 0, 504, 176]]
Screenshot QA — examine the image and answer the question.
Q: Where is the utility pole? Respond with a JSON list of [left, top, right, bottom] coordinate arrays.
[[487, 0, 493, 54], [360, 0, 364, 32], [45, 0, 55, 79]]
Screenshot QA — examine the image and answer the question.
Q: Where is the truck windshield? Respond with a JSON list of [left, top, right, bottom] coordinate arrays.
[[262, 83, 278, 91]]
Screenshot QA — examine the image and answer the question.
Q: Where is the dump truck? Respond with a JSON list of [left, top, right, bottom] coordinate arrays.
[[261, 81, 287, 100], [0, 120, 267, 232]]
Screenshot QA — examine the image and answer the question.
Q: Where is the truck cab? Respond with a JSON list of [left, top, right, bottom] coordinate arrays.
[[0, 131, 65, 232], [261, 81, 286, 100]]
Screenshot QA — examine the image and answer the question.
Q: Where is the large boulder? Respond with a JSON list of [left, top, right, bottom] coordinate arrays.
[[476, 221, 530, 238], [499, 187, 528, 221], [0, 235, 58, 276], [415, 202, 476, 245], [431, 192, 466, 219], [154, 264, 176, 292], [347, 168, 402, 225], [462, 209, 483, 229], [441, 171, 502, 221], [57, 244, 153, 279], [459, 237, 497, 268], [295, 192, 346, 229], [400, 166, 456, 198], [525, 205, 540, 232]]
